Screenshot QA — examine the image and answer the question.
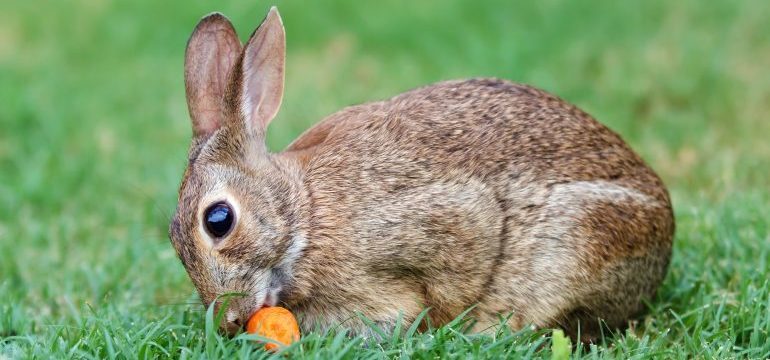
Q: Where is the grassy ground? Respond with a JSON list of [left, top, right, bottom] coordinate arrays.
[[1, 0, 769, 358]]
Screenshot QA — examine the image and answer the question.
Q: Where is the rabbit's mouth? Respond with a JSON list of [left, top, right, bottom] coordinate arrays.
[[220, 286, 282, 336], [220, 265, 294, 334], [231, 287, 281, 335]]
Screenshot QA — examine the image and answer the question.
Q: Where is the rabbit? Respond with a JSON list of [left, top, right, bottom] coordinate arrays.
[[169, 7, 674, 342]]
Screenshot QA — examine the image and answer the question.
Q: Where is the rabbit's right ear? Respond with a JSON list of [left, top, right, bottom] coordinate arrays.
[[234, 7, 285, 137], [184, 13, 242, 138]]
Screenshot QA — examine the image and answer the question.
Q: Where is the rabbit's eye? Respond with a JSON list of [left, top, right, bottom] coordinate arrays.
[[203, 202, 234, 238]]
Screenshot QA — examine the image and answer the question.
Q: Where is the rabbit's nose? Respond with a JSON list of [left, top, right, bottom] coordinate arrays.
[[222, 309, 244, 336], [213, 301, 243, 336]]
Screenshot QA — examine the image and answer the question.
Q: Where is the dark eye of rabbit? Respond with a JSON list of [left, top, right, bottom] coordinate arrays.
[[203, 202, 234, 238]]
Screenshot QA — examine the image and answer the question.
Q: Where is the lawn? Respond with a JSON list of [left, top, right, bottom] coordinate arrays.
[[1, 0, 769, 358]]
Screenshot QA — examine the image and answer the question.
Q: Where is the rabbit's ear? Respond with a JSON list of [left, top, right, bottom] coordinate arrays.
[[236, 6, 285, 135], [184, 13, 242, 138]]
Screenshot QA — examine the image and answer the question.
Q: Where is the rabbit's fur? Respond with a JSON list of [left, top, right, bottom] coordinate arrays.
[[169, 8, 674, 341]]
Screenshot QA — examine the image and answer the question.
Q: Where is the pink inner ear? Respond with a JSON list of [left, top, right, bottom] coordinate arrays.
[[239, 7, 286, 134]]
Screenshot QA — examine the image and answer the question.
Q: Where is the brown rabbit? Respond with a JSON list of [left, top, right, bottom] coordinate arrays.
[[169, 7, 674, 341]]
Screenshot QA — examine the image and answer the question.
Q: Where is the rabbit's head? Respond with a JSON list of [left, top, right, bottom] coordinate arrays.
[[169, 8, 306, 333]]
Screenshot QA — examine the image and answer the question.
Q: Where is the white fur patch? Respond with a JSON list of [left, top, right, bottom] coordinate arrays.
[[551, 180, 657, 206], [280, 233, 308, 276]]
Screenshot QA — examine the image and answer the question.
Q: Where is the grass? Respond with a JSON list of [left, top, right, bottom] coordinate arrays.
[[1, 0, 769, 358]]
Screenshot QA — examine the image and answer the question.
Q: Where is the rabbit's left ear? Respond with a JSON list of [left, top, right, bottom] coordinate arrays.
[[235, 6, 285, 136]]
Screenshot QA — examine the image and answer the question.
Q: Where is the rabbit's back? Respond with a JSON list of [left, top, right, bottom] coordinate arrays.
[[288, 78, 673, 338], [299, 78, 666, 199]]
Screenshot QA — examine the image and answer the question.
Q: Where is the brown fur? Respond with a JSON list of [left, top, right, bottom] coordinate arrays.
[[169, 8, 674, 341]]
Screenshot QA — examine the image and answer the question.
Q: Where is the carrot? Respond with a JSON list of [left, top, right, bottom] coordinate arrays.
[[246, 306, 300, 351]]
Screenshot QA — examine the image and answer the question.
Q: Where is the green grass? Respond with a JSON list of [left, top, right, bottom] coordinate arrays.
[[1, 0, 769, 358]]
